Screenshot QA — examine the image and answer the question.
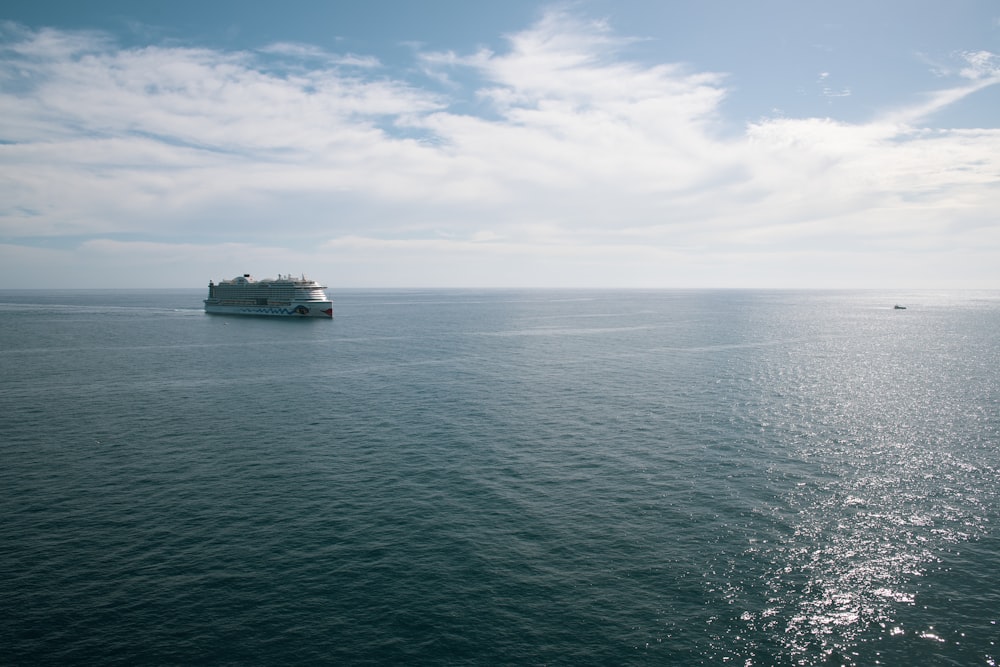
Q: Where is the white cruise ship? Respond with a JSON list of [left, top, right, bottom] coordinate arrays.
[[204, 274, 333, 318]]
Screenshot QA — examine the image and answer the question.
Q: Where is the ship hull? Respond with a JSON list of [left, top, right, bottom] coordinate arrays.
[[204, 302, 333, 318]]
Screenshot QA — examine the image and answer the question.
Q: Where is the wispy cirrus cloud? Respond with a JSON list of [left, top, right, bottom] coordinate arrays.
[[955, 50, 1000, 80], [257, 41, 381, 68]]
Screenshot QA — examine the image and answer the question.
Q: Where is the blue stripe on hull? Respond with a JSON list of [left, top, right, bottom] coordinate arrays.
[[204, 304, 332, 318]]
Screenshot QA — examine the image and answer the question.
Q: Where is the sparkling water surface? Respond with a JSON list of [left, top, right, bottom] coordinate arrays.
[[1, 289, 998, 665]]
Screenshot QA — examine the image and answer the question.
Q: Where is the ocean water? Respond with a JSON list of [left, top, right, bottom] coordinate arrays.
[[1, 288, 998, 666]]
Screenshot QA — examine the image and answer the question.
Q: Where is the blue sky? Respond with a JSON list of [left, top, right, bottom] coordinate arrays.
[[2, 1, 998, 288]]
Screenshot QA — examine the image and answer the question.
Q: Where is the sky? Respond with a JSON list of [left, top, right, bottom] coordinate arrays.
[[1, 1, 999, 289]]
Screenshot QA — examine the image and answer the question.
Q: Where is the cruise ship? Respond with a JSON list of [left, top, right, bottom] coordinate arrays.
[[204, 274, 333, 318]]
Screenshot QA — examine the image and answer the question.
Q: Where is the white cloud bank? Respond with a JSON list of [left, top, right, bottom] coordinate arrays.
[[0, 12, 998, 288]]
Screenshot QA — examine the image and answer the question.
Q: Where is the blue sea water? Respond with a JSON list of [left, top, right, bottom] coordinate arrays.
[[1, 288, 998, 666]]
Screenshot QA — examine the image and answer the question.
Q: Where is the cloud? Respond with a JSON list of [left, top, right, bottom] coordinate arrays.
[[957, 50, 1000, 80], [0, 12, 998, 288], [257, 41, 381, 68]]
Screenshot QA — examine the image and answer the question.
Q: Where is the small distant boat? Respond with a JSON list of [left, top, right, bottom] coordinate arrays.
[[893, 304, 906, 310]]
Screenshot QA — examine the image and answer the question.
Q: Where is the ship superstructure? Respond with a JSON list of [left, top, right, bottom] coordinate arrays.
[[204, 273, 333, 318]]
